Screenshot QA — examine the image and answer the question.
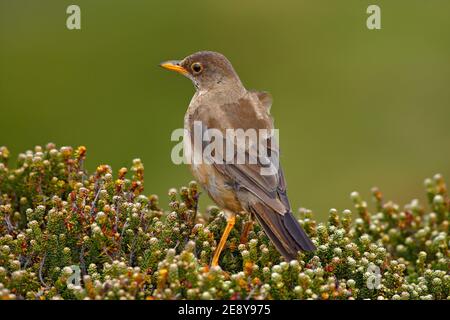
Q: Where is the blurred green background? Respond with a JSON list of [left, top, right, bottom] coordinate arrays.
[[1, 0, 449, 221]]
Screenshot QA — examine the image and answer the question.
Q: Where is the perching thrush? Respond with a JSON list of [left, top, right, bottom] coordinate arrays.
[[161, 51, 315, 266]]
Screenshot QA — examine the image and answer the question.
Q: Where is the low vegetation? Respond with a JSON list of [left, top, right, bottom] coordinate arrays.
[[0, 144, 448, 299]]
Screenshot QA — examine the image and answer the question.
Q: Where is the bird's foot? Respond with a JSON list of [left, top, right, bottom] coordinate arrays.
[[239, 220, 254, 244]]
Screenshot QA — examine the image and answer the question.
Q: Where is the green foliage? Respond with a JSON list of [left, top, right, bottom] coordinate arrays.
[[0, 144, 448, 300]]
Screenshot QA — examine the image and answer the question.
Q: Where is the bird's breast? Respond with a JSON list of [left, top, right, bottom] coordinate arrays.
[[183, 127, 243, 213]]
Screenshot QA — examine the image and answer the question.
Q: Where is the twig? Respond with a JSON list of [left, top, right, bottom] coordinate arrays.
[[39, 253, 48, 288], [246, 276, 257, 300], [4, 215, 14, 234], [79, 245, 87, 276], [89, 181, 102, 217]]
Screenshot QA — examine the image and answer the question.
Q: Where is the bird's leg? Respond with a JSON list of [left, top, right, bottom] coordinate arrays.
[[240, 220, 254, 244], [211, 213, 236, 267]]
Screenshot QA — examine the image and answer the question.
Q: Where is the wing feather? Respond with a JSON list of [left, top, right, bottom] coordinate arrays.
[[188, 92, 315, 259]]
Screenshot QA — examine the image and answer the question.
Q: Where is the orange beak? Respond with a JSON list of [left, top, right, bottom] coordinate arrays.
[[159, 60, 188, 75]]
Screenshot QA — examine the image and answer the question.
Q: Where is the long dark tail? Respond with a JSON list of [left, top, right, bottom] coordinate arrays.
[[250, 203, 316, 261]]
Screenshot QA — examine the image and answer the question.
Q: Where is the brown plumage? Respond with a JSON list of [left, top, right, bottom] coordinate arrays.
[[161, 51, 315, 265]]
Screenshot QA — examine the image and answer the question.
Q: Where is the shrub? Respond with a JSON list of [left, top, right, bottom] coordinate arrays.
[[0, 144, 448, 300]]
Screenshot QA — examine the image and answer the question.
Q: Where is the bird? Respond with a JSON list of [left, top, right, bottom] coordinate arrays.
[[160, 51, 315, 266]]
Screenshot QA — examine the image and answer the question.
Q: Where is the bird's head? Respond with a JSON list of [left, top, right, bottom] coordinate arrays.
[[160, 51, 243, 91]]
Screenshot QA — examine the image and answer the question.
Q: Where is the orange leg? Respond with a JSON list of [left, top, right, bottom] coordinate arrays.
[[211, 214, 236, 267], [240, 220, 254, 244]]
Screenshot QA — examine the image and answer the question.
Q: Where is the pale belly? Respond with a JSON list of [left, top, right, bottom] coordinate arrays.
[[184, 129, 243, 213]]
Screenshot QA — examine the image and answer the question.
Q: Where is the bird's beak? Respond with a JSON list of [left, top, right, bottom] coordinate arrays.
[[159, 60, 188, 75]]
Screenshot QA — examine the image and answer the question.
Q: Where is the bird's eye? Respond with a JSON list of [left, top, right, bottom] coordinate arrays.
[[191, 62, 203, 74]]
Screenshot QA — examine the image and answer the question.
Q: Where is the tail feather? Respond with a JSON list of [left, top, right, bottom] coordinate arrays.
[[283, 210, 316, 251], [250, 203, 316, 261]]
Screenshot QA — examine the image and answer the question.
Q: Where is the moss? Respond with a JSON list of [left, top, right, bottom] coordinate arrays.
[[0, 144, 448, 300]]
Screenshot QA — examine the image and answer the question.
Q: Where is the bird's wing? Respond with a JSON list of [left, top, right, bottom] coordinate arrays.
[[210, 113, 317, 257], [249, 90, 273, 112], [189, 93, 316, 258], [190, 92, 287, 215], [212, 138, 289, 215]]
